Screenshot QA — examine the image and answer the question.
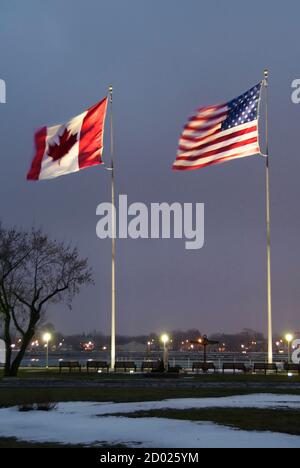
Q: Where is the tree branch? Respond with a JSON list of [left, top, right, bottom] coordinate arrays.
[[11, 308, 25, 337], [38, 285, 69, 311], [13, 292, 31, 309]]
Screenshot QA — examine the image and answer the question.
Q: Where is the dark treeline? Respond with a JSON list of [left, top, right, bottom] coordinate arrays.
[[30, 325, 277, 353]]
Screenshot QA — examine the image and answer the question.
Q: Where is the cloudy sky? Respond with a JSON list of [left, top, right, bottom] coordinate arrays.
[[0, 0, 299, 337]]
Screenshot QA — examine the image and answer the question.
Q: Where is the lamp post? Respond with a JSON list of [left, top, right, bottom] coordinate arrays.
[[285, 334, 294, 363], [190, 336, 219, 364], [43, 333, 52, 369], [147, 341, 151, 360], [161, 334, 169, 370]]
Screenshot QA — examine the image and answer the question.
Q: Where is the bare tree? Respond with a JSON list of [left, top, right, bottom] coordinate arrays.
[[0, 224, 93, 376]]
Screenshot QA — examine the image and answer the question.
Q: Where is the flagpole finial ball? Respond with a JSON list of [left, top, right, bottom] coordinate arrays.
[[264, 69, 269, 79], [109, 86, 113, 94]]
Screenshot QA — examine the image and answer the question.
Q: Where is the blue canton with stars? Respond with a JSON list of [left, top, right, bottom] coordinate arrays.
[[221, 83, 262, 131]]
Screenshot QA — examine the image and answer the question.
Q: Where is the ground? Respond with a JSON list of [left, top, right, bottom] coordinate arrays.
[[0, 368, 300, 448]]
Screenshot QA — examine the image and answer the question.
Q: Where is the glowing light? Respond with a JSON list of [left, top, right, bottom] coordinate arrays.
[[161, 334, 169, 345], [82, 341, 95, 351], [43, 332, 52, 343], [285, 334, 294, 343]]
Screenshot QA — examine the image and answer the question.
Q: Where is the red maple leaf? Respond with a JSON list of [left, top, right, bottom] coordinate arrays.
[[48, 127, 78, 164]]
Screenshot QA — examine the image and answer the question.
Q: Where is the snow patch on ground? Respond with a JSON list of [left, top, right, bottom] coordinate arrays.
[[0, 394, 300, 448]]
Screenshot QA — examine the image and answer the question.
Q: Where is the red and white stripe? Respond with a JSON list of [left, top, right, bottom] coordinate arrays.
[[27, 98, 108, 180], [173, 103, 260, 171]]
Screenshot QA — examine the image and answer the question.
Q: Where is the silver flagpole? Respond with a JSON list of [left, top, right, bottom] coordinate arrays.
[[109, 85, 116, 371], [263, 69, 273, 364]]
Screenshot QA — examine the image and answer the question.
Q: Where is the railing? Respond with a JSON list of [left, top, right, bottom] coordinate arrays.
[[16, 350, 290, 369]]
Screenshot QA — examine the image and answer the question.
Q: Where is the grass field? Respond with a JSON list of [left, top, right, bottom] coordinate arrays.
[[2, 408, 300, 448], [1, 367, 300, 448], [0, 386, 265, 408], [0, 438, 85, 448], [110, 408, 300, 437], [1, 367, 300, 383]]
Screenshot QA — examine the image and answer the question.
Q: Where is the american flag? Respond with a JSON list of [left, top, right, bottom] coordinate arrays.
[[173, 83, 262, 171]]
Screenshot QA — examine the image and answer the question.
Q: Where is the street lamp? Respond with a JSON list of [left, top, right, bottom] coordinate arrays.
[[147, 341, 151, 360], [285, 334, 294, 363], [161, 334, 169, 346], [161, 334, 169, 370], [43, 332, 52, 369]]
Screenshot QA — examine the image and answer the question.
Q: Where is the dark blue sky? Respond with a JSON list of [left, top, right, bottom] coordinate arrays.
[[0, 0, 299, 336]]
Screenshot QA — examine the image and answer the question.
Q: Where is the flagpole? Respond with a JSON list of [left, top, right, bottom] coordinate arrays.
[[263, 69, 273, 364], [109, 85, 116, 371]]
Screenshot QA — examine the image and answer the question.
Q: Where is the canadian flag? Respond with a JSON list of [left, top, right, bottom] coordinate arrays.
[[27, 97, 108, 180]]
